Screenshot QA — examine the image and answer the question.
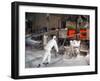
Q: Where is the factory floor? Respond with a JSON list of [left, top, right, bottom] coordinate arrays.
[[25, 46, 89, 68]]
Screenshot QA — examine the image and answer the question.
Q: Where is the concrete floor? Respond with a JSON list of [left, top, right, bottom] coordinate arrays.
[[25, 47, 89, 68]]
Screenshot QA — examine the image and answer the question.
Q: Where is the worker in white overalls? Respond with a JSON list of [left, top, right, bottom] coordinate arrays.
[[70, 40, 81, 57], [38, 36, 58, 67], [74, 40, 81, 55]]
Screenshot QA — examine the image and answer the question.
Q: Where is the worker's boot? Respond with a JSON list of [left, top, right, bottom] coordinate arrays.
[[43, 62, 49, 65], [37, 64, 41, 68]]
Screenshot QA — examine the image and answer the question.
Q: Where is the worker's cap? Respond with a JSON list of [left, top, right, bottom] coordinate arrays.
[[53, 36, 56, 39]]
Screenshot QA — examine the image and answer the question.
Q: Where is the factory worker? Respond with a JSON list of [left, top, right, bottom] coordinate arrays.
[[74, 40, 80, 54], [70, 40, 75, 47], [37, 35, 58, 67], [73, 40, 81, 55], [70, 40, 75, 55], [43, 34, 48, 48], [70, 40, 81, 57]]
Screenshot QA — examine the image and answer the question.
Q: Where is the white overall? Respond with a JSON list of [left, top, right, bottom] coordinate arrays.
[[70, 40, 80, 55], [41, 38, 58, 64]]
